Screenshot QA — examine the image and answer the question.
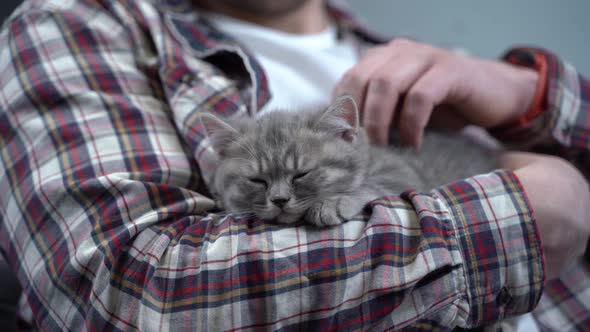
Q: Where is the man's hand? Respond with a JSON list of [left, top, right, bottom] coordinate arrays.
[[334, 39, 539, 147], [500, 152, 590, 281]]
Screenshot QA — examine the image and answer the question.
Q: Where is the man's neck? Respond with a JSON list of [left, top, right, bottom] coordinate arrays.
[[194, 0, 329, 34]]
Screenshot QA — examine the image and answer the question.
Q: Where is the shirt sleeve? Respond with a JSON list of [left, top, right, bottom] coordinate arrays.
[[0, 4, 543, 331], [492, 47, 590, 157], [496, 47, 590, 332]]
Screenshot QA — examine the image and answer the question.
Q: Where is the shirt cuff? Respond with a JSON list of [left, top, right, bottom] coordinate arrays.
[[435, 169, 545, 327], [490, 47, 576, 150]]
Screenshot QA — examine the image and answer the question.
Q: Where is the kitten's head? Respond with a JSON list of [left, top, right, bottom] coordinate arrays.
[[201, 96, 369, 224]]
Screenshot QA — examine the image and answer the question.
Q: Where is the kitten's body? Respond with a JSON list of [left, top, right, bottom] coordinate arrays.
[[201, 97, 497, 227], [365, 132, 495, 193]]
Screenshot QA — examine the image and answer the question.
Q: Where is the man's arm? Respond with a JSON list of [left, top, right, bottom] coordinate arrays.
[[332, 38, 540, 147], [332, 40, 590, 159], [333, 38, 590, 274], [0, 2, 548, 330], [501, 152, 590, 280]]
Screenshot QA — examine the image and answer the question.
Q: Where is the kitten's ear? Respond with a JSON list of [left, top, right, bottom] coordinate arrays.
[[318, 95, 360, 142], [199, 113, 239, 156]]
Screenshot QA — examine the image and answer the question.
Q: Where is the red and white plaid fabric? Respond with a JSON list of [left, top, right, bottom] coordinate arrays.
[[0, 0, 587, 330]]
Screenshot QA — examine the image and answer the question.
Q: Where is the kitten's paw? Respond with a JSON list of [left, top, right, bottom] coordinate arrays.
[[305, 200, 343, 227]]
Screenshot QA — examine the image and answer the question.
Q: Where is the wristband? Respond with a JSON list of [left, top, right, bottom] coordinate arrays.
[[503, 49, 548, 128]]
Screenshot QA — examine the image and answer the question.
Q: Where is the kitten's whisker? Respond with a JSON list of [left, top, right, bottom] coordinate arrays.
[[226, 157, 256, 164]]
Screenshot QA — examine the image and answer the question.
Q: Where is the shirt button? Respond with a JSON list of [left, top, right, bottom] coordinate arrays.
[[497, 287, 512, 307]]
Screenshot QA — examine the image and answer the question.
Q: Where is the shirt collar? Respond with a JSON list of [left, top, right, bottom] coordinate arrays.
[[158, 0, 384, 112]]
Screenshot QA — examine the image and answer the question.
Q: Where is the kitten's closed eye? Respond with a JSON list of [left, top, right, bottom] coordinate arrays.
[[292, 171, 310, 183], [248, 178, 267, 187]]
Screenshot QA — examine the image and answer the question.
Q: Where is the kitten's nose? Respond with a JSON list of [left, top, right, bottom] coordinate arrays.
[[270, 196, 290, 208]]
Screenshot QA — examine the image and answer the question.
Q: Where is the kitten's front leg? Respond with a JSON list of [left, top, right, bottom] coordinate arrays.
[[305, 192, 375, 227], [305, 199, 342, 227]]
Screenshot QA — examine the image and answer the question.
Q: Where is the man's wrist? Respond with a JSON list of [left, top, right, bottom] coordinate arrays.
[[496, 49, 547, 130], [513, 66, 541, 124], [495, 64, 540, 129]]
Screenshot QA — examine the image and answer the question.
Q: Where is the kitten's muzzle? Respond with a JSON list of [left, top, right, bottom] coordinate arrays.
[[270, 196, 290, 208]]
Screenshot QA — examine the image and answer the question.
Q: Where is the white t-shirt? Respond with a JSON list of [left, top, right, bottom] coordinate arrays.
[[201, 12, 359, 113]]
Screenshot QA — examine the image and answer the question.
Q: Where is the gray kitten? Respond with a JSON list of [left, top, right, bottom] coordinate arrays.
[[200, 96, 497, 227]]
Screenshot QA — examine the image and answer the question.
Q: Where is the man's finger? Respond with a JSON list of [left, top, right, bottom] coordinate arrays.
[[333, 45, 390, 109], [398, 67, 450, 148], [362, 57, 431, 145]]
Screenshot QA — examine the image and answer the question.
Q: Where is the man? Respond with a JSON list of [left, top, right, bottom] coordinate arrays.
[[0, 0, 588, 330]]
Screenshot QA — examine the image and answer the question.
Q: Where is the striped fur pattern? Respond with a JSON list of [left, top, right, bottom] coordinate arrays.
[[202, 96, 498, 226]]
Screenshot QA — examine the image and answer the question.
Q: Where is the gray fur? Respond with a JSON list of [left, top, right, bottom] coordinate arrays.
[[201, 96, 497, 227]]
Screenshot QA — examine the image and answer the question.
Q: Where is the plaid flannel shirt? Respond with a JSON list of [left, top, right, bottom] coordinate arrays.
[[0, 0, 587, 330]]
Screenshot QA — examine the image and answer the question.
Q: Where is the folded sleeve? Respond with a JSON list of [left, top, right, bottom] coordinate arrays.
[[431, 170, 544, 327], [0, 3, 544, 331], [493, 47, 590, 156]]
